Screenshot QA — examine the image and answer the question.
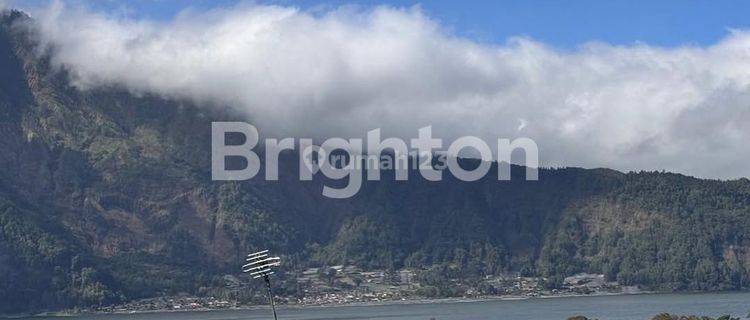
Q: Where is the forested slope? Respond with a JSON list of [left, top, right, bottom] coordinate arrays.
[[1, 10, 749, 313]]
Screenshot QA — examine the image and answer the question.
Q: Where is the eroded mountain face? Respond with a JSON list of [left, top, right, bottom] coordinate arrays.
[[1, 10, 750, 313]]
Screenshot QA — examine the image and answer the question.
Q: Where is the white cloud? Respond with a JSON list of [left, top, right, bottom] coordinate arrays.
[[25, 1, 750, 179]]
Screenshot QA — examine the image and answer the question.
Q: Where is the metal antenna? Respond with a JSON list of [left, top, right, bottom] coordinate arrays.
[[243, 250, 281, 320]]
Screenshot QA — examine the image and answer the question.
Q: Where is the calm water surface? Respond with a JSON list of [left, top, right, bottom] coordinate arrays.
[[33, 292, 750, 320]]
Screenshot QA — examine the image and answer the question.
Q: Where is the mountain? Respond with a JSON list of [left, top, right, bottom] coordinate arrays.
[[1, 10, 750, 313]]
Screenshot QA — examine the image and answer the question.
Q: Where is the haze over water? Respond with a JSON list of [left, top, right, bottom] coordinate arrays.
[[30, 292, 750, 320]]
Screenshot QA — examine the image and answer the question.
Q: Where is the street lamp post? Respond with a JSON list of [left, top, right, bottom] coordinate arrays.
[[242, 250, 282, 320]]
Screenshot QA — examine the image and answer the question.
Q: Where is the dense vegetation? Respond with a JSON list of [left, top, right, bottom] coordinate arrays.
[[1, 10, 750, 313]]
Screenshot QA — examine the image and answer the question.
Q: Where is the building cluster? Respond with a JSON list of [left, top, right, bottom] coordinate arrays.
[[91, 268, 631, 313], [293, 265, 417, 304], [92, 296, 236, 313], [291, 266, 625, 305]]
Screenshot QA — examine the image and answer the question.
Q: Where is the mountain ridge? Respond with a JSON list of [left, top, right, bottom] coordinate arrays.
[[1, 10, 749, 313]]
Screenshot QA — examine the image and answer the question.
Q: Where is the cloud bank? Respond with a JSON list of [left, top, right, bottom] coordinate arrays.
[[26, 2, 750, 179]]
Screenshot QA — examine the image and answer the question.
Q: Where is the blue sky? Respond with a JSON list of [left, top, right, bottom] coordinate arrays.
[[19, 0, 750, 48]]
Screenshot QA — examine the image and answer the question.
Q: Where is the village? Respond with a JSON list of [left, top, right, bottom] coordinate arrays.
[[289, 266, 630, 305], [90, 266, 637, 314]]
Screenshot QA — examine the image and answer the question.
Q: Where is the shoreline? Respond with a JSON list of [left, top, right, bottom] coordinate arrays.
[[3, 290, 660, 318], [9, 290, 750, 318]]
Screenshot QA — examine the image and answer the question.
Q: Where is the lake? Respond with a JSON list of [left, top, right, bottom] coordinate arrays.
[[31, 292, 750, 320]]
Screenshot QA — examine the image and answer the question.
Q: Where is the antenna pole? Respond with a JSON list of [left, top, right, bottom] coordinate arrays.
[[243, 249, 281, 320], [264, 275, 278, 320]]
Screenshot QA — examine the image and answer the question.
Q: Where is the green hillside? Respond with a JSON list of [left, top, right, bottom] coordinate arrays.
[[1, 10, 749, 313]]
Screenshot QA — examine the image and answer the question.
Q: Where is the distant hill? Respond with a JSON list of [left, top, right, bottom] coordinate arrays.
[[1, 10, 749, 313]]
